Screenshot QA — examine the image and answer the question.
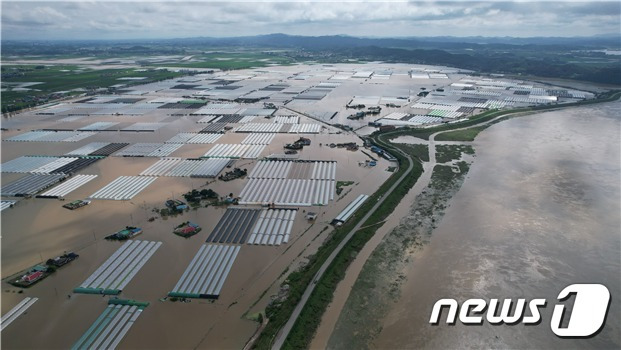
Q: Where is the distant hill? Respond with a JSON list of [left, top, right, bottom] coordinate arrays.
[[3, 34, 620, 85], [162, 33, 621, 50]]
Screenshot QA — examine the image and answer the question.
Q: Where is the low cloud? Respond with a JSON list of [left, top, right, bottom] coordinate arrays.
[[1, 1, 619, 40]]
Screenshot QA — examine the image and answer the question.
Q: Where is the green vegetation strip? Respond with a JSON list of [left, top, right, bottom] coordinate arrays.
[[435, 126, 487, 142], [1, 65, 184, 113], [329, 161, 472, 349], [253, 132, 424, 349], [283, 137, 423, 349]]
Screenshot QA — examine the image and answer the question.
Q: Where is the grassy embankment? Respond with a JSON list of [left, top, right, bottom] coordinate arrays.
[[324, 90, 620, 347], [253, 89, 621, 349], [252, 134, 425, 349], [328, 159, 472, 349]]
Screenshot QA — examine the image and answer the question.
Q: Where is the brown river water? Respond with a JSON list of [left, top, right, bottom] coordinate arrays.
[[371, 102, 621, 349], [320, 102, 621, 349]]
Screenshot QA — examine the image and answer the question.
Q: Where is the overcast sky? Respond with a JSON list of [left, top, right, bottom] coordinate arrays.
[[2, 1, 620, 40]]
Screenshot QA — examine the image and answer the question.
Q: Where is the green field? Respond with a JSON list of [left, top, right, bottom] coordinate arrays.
[[1, 65, 183, 113], [394, 143, 429, 162], [0, 50, 297, 113], [435, 126, 488, 142]]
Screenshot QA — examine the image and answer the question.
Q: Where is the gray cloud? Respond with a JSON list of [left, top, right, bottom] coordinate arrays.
[[1, 1, 619, 40]]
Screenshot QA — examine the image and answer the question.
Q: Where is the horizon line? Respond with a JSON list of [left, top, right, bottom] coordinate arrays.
[[3, 32, 620, 42]]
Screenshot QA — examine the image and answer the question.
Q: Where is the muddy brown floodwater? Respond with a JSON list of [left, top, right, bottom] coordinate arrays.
[[324, 101, 621, 349], [0, 100, 395, 349], [370, 102, 621, 349]]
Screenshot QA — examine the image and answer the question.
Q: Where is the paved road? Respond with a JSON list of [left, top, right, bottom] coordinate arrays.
[[271, 135, 415, 350], [271, 110, 532, 349], [269, 100, 621, 349], [280, 106, 333, 128]]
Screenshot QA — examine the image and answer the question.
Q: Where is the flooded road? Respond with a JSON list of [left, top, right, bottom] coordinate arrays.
[[372, 102, 621, 349], [311, 131, 438, 349]]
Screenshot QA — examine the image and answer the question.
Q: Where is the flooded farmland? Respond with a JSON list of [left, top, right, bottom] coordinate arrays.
[[329, 101, 621, 349], [0, 61, 612, 349]]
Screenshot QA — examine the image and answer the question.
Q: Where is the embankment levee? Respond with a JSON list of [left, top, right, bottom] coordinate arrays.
[[251, 89, 621, 349], [251, 124, 423, 349], [322, 93, 621, 348], [327, 160, 472, 349]]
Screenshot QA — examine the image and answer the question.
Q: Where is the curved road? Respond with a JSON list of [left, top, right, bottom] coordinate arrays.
[[270, 108, 546, 350], [271, 134, 415, 350]]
